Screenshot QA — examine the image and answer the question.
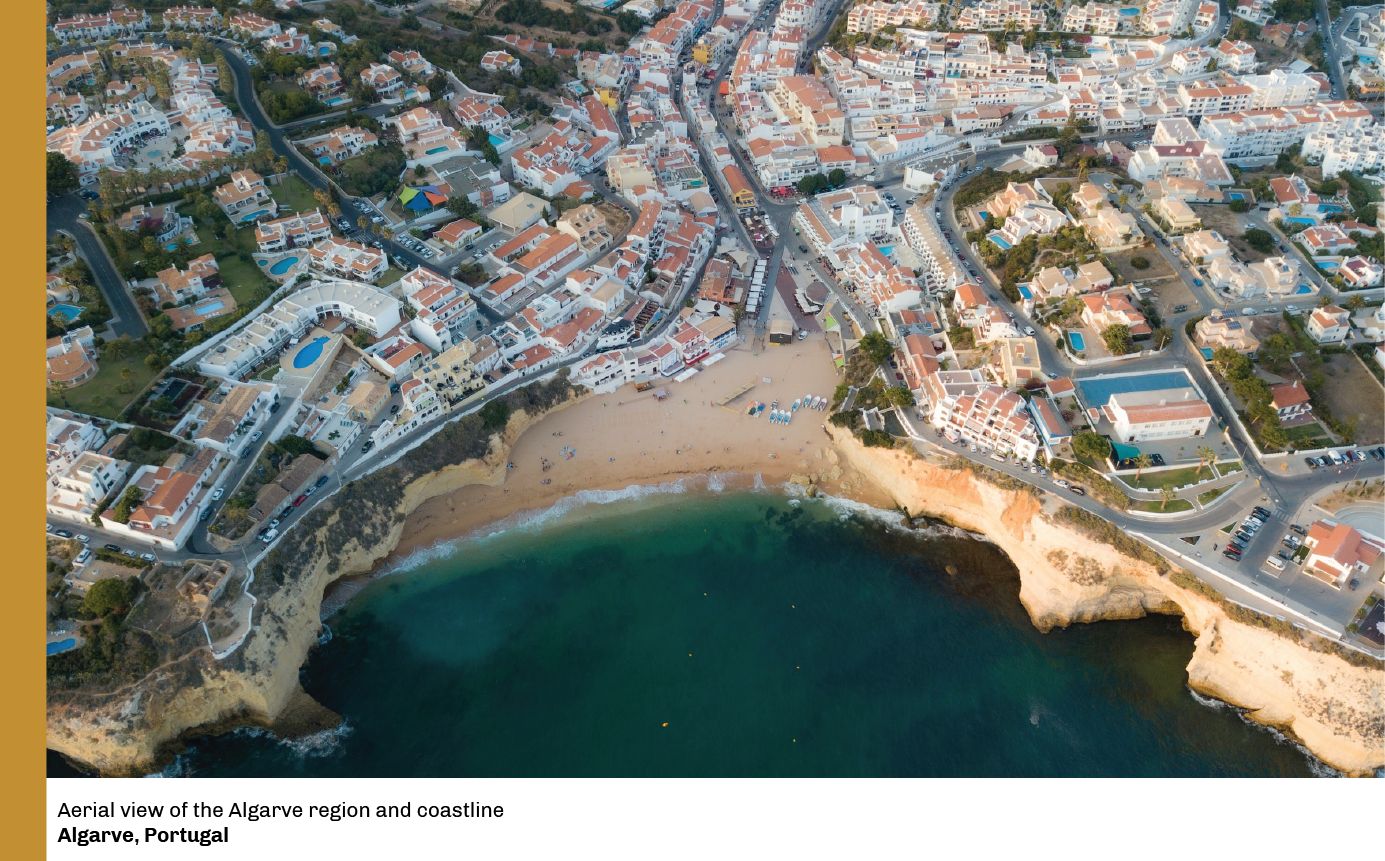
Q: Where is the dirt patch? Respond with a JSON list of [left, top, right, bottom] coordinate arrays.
[[1193, 205, 1271, 262], [1317, 353, 1385, 444]]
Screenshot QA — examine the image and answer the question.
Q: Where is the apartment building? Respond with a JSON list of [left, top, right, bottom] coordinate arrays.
[[163, 6, 224, 31], [227, 12, 281, 41], [1063, 3, 1125, 35], [932, 384, 1041, 462], [1127, 119, 1232, 185], [399, 267, 479, 352], [47, 452, 132, 521], [155, 254, 220, 306], [1302, 127, 1385, 176], [51, 10, 150, 43], [307, 238, 388, 283], [213, 170, 277, 222], [846, 0, 939, 32], [255, 210, 333, 253], [199, 280, 403, 378], [955, 0, 1045, 30], [1199, 102, 1373, 166], [1106, 387, 1213, 442], [298, 125, 379, 165], [46, 102, 171, 184], [793, 185, 892, 255], [768, 76, 845, 146]]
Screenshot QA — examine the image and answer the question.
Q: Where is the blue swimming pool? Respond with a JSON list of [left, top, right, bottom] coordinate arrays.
[[194, 298, 226, 315], [1296, 284, 1313, 294], [1067, 330, 1086, 352], [49, 303, 83, 323], [1225, 191, 1247, 202], [1283, 216, 1316, 226], [989, 234, 1011, 250], [1018, 285, 1033, 300], [165, 241, 183, 252], [240, 208, 271, 223], [1199, 347, 1214, 361], [877, 244, 895, 257], [1319, 203, 1345, 214], [324, 95, 350, 106], [292, 335, 331, 370], [269, 256, 300, 276], [426, 145, 449, 155], [488, 133, 505, 147], [1076, 370, 1193, 408], [1316, 259, 1339, 270], [47, 638, 77, 656], [978, 210, 991, 221]]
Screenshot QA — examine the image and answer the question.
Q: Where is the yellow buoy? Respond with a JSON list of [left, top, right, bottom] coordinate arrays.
[[661, 722, 669, 728]]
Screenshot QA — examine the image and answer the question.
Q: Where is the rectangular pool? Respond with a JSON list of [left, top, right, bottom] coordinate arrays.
[[1067, 330, 1086, 352], [1076, 370, 1194, 407]]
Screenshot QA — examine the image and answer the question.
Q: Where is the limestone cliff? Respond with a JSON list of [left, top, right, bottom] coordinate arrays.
[[825, 427, 1385, 776], [46, 405, 556, 776]]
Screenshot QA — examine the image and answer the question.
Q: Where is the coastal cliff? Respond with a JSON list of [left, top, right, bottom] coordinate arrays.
[[47, 382, 576, 776], [823, 426, 1385, 776]]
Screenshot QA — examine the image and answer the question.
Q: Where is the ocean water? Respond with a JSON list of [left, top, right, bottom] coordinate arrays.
[[110, 492, 1319, 776]]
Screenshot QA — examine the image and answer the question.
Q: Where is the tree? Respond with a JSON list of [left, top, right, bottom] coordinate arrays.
[[48, 152, 80, 198], [1133, 452, 1153, 480], [858, 331, 893, 364], [1229, 198, 1250, 213], [1152, 326, 1172, 350], [827, 167, 846, 188], [796, 173, 826, 196], [883, 385, 915, 408], [1346, 294, 1365, 311], [1243, 228, 1275, 253], [1130, 255, 1150, 270], [1159, 487, 1177, 511], [82, 577, 135, 618], [1073, 431, 1111, 465], [1196, 445, 1217, 478], [447, 195, 480, 220], [1101, 323, 1133, 355]]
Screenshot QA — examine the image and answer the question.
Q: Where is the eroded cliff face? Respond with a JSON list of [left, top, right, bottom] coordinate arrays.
[[826, 428, 1385, 777], [46, 409, 548, 776]]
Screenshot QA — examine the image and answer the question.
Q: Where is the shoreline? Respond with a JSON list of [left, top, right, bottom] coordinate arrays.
[[46, 337, 1384, 777]]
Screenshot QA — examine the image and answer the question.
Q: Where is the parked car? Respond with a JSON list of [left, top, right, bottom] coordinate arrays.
[[315, 475, 330, 489], [140, 552, 157, 563], [1304, 457, 1318, 469], [249, 430, 263, 443], [1290, 524, 1307, 535], [1172, 304, 1189, 313], [260, 528, 279, 544], [1068, 486, 1086, 496], [361, 441, 375, 454], [103, 543, 122, 553], [55, 528, 73, 539], [75, 534, 89, 544], [75, 548, 92, 565], [1023, 326, 1035, 336], [1266, 556, 1286, 571], [212, 487, 224, 501]]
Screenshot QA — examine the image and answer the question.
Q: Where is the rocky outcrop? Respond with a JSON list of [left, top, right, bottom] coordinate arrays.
[[825, 427, 1385, 777], [46, 405, 556, 776]]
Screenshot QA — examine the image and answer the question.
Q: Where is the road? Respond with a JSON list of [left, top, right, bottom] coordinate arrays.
[[47, 194, 149, 339]]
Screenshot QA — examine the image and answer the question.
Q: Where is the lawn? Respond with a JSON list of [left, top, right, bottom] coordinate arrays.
[[1197, 486, 1229, 506], [48, 354, 159, 420], [1130, 497, 1194, 513], [1284, 422, 1333, 448], [218, 253, 275, 308], [272, 175, 322, 214], [1316, 353, 1385, 445], [378, 267, 405, 287], [1122, 463, 1220, 491]]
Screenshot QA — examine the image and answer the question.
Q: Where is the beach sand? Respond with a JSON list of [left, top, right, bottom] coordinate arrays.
[[389, 334, 876, 562]]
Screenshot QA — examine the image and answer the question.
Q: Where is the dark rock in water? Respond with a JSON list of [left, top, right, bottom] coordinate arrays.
[[944, 564, 959, 577], [270, 688, 341, 740]]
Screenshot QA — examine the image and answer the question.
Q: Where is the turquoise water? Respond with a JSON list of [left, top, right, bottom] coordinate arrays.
[[270, 256, 299, 276], [193, 298, 226, 315], [1067, 330, 1086, 352], [46, 638, 77, 656], [877, 244, 895, 257], [162, 492, 1316, 777], [292, 335, 330, 369], [488, 133, 505, 146], [48, 303, 83, 323], [241, 208, 271, 223], [989, 233, 1011, 250], [1076, 370, 1191, 406]]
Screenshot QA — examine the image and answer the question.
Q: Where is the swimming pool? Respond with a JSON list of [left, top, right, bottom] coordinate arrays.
[[292, 335, 331, 370], [1018, 285, 1033, 300], [193, 298, 226, 315], [48, 303, 83, 323], [989, 233, 1011, 250], [269, 256, 300, 276], [1225, 191, 1247, 202], [47, 638, 77, 656], [1316, 259, 1339, 270], [1076, 370, 1193, 408], [426, 146, 449, 155], [1282, 216, 1316, 227], [240, 208, 271, 223], [1067, 330, 1086, 352], [488, 133, 505, 147], [978, 210, 991, 221], [877, 244, 895, 257], [1296, 284, 1313, 294], [324, 95, 350, 107]]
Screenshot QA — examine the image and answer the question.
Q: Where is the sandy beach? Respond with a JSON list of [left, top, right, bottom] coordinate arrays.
[[388, 334, 876, 562]]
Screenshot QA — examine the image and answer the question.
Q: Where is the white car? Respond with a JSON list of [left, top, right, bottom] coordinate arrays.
[[211, 487, 224, 501], [1023, 326, 1035, 336]]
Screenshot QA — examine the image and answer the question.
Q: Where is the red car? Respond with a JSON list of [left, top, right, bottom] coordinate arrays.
[[293, 494, 308, 507]]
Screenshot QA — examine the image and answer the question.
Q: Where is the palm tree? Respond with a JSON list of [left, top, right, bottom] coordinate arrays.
[[1197, 445, 1217, 478], [1160, 487, 1176, 511], [1134, 452, 1153, 480]]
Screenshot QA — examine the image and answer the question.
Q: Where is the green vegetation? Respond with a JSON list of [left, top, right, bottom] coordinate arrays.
[[1129, 255, 1150, 270], [1122, 464, 1217, 491], [1072, 431, 1112, 465], [1129, 497, 1193, 513], [859, 429, 895, 448], [1243, 228, 1275, 254], [947, 325, 975, 351], [336, 145, 407, 198], [999, 126, 1060, 144], [1197, 486, 1229, 506], [1229, 198, 1250, 213], [48, 152, 79, 198], [497, 0, 612, 34], [81, 577, 137, 618], [108, 487, 144, 525], [1101, 323, 1134, 355], [1211, 346, 1288, 451], [857, 331, 893, 365], [272, 175, 322, 213], [47, 348, 160, 420], [1051, 506, 1168, 573]]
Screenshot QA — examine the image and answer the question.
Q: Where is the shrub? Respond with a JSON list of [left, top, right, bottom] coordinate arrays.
[[1130, 256, 1150, 270]]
